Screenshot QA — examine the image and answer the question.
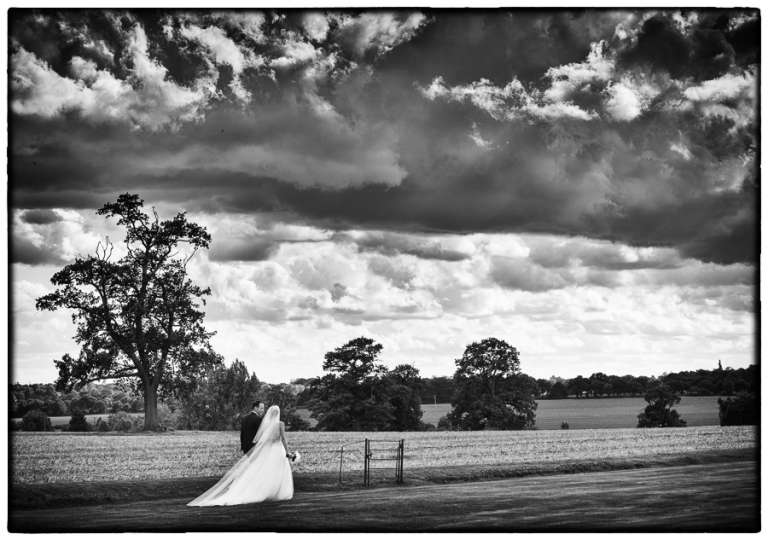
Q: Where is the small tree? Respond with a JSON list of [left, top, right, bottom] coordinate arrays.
[[21, 409, 53, 432], [448, 338, 537, 430], [36, 194, 221, 430], [718, 392, 758, 426], [637, 384, 686, 428]]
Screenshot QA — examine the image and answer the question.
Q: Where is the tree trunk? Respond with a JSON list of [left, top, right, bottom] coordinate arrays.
[[143, 382, 159, 430]]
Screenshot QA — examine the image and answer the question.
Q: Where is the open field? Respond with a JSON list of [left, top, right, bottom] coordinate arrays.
[[9, 460, 759, 532], [419, 396, 723, 428], [11, 425, 756, 484]]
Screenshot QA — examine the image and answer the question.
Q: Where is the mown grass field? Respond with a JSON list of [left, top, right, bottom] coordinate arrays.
[[418, 396, 723, 428], [10, 461, 759, 532], [11, 425, 756, 484]]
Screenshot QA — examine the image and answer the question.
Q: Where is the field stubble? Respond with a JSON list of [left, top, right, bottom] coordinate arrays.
[[12, 425, 756, 485]]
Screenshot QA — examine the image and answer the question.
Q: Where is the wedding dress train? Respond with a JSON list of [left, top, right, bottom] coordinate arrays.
[[188, 406, 293, 507]]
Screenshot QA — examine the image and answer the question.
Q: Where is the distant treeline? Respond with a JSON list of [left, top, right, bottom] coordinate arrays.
[[415, 363, 758, 403], [11, 382, 144, 418], [11, 363, 758, 421]]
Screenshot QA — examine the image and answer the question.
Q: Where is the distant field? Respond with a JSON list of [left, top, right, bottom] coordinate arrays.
[[419, 396, 722, 429]]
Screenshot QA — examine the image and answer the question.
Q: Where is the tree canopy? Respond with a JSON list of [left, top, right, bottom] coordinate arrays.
[[36, 193, 221, 430], [448, 337, 537, 430], [308, 337, 423, 431]]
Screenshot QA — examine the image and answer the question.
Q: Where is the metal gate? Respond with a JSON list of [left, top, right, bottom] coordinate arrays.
[[338, 438, 404, 486], [364, 439, 404, 486]]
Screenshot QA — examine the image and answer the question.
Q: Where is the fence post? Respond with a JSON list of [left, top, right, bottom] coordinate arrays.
[[364, 439, 370, 487], [398, 439, 404, 483], [338, 446, 344, 484]]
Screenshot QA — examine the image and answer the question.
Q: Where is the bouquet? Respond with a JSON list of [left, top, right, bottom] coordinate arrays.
[[288, 451, 301, 465]]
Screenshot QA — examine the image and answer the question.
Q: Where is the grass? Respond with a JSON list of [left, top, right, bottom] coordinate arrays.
[[11, 425, 756, 484], [419, 395, 724, 428], [9, 459, 759, 532]]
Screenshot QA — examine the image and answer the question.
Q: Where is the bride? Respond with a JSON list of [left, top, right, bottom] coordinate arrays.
[[188, 405, 295, 506]]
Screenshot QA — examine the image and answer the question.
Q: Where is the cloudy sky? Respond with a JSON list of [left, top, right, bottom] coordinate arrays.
[[9, 8, 758, 385]]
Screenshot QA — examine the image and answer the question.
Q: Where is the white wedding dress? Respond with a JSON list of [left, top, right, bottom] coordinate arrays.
[[188, 405, 294, 507]]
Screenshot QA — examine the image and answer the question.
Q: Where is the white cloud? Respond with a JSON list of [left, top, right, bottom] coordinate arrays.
[[604, 82, 644, 121], [419, 76, 595, 122], [468, 122, 493, 148], [301, 12, 330, 42], [179, 23, 264, 102], [684, 72, 755, 103], [671, 142, 693, 160], [335, 11, 428, 58], [270, 39, 320, 69], [11, 24, 214, 130], [544, 41, 614, 102]]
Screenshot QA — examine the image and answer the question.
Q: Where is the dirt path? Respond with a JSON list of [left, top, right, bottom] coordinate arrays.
[[9, 460, 758, 532]]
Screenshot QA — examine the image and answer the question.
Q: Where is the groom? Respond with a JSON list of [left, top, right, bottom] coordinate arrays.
[[240, 400, 266, 454]]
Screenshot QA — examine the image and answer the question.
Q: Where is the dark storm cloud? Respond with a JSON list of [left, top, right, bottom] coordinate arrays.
[[619, 10, 757, 81], [9, 9, 759, 266], [488, 257, 570, 292], [11, 236, 65, 265], [21, 209, 62, 225], [343, 231, 473, 262], [208, 237, 280, 262]]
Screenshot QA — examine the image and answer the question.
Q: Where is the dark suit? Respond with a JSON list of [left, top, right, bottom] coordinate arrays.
[[240, 411, 264, 454]]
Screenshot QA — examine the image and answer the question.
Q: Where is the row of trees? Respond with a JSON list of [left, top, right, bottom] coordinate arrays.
[[11, 382, 144, 418], [415, 364, 757, 404]]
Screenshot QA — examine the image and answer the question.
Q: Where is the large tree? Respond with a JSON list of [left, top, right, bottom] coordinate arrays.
[[309, 337, 393, 431], [36, 194, 221, 430], [308, 337, 423, 431], [448, 337, 537, 430]]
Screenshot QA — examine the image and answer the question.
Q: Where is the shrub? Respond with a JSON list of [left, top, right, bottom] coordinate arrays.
[[718, 392, 758, 426], [68, 410, 93, 432], [107, 411, 134, 432], [131, 415, 145, 431], [21, 409, 53, 432], [157, 403, 182, 431], [95, 418, 111, 432], [436, 415, 451, 431], [560, 422, 570, 430]]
